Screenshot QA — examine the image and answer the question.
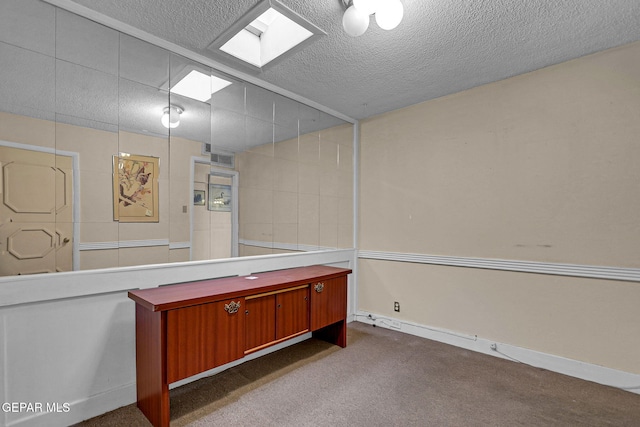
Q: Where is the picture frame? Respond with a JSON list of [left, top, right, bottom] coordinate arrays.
[[208, 184, 231, 211], [113, 154, 159, 222], [193, 190, 205, 206]]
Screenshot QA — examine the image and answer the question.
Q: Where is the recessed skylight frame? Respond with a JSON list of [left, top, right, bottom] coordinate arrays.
[[170, 69, 232, 102], [166, 64, 236, 105], [208, 0, 326, 73]]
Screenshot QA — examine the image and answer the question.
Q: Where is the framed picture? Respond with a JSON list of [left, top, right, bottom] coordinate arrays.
[[208, 184, 231, 211], [113, 154, 159, 222], [193, 190, 205, 206]]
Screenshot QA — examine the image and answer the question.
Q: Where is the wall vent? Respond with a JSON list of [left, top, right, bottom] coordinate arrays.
[[202, 143, 235, 168], [211, 152, 235, 169]]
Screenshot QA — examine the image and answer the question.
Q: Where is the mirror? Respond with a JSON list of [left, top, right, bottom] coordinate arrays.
[[0, 0, 353, 277]]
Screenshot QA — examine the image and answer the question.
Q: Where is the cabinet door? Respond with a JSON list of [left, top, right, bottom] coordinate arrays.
[[276, 286, 309, 340], [166, 303, 217, 384], [213, 297, 245, 367], [310, 276, 347, 331], [245, 294, 276, 352]]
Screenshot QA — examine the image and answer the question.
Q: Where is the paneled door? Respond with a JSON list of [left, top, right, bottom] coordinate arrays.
[[0, 146, 73, 275]]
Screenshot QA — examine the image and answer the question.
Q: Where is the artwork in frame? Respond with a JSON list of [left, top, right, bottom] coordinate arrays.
[[193, 190, 205, 206], [113, 153, 159, 222], [208, 184, 231, 211]]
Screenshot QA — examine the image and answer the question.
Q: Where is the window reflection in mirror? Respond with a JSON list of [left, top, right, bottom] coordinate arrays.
[[0, 0, 353, 277]]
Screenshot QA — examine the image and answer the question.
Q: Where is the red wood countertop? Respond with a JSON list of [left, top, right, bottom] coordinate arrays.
[[128, 265, 352, 312]]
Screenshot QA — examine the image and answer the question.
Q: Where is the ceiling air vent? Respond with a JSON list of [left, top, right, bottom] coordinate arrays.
[[202, 143, 235, 168], [211, 152, 235, 169]]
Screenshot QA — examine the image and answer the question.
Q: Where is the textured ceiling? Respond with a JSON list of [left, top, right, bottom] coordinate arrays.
[[47, 0, 640, 119]]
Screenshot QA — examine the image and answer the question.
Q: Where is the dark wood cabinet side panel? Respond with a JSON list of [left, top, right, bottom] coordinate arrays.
[[166, 304, 216, 384], [313, 320, 347, 348], [245, 295, 276, 351], [310, 276, 347, 331], [214, 298, 246, 367], [276, 287, 310, 340], [135, 306, 169, 427]]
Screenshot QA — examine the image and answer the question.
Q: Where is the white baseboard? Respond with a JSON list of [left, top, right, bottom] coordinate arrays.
[[354, 311, 640, 396], [5, 383, 136, 427], [5, 334, 315, 427]]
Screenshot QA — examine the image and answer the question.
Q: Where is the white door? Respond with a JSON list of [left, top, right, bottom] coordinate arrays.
[[0, 146, 73, 276]]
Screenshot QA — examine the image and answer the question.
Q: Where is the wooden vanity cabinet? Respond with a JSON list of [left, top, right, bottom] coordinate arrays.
[[129, 265, 351, 427]]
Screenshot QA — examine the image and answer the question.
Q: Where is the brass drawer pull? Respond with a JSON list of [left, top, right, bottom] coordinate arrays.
[[224, 301, 241, 314], [314, 283, 324, 293]]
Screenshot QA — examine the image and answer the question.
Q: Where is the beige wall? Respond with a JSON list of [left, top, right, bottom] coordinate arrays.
[[358, 41, 640, 374], [237, 123, 354, 255]]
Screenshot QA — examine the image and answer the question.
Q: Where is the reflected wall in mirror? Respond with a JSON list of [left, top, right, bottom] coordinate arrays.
[[0, 0, 354, 277]]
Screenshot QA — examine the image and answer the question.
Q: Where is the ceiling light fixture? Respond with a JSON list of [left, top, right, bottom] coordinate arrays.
[[341, 0, 403, 37], [161, 105, 183, 129]]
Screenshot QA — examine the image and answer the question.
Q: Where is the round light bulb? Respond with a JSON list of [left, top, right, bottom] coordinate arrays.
[[353, 0, 380, 16], [342, 5, 369, 37], [375, 0, 404, 30], [161, 106, 182, 129]]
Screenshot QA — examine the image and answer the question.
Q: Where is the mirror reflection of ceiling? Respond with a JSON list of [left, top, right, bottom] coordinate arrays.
[[43, 0, 640, 120], [0, 2, 348, 151]]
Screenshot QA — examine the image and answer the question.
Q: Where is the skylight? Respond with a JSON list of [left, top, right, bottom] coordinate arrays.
[[170, 70, 232, 103], [209, 0, 325, 71]]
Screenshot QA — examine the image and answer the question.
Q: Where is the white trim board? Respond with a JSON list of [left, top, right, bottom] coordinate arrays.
[[0, 248, 356, 307], [358, 250, 640, 283], [239, 238, 338, 253], [78, 240, 190, 250], [355, 312, 640, 396]]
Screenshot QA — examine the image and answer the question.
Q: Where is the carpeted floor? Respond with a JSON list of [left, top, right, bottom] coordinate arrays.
[[76, 322, 640, 426]]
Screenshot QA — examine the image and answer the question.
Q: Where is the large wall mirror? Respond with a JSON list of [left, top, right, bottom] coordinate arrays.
[[0, 0, 354, 277]]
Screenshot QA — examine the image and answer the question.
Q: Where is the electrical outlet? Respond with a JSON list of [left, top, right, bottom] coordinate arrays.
[[394, 301, 400, 312]]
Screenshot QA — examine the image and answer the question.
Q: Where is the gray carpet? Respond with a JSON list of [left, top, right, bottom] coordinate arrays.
[[77, 322, 640, 426]]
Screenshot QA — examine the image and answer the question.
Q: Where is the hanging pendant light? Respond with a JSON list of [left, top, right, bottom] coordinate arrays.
[[353, 0, 381, 15], [342, 5, 369, 37], [376, 0, 404, 30], [341, 0, 403, 36]]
